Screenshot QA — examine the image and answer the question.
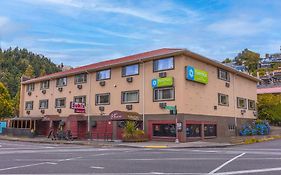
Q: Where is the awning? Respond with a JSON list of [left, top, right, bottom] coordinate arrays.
[[10, 117, 43, 121], [108, 110, 142, 121], [42, 115, 66, 121]]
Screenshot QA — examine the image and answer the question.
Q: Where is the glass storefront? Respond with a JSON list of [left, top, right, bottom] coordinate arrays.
[[153, 124, 176, 137], [186, 124, 201, 137], [204, 124, 217, 137]]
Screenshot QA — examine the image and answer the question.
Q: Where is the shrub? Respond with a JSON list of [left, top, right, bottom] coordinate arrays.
[[122, 121, 148, 142]]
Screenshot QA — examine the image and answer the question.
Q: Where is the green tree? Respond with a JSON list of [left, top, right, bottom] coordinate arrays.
[[24, 64, 35, 78], [0, 82, 14, 117], [258, 94, 281, 125], [222, 58, 232, 64], [235, 49, 260, 73]]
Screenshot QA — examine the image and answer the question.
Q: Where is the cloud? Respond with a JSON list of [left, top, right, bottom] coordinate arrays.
[[95, 28, 145, 40], [37, 38, 111, 46], [207, 17, 274, 37]]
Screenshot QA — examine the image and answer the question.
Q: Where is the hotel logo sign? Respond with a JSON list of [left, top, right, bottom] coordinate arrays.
[[186, 66, 208, 84], [151, 77, 174, 88]]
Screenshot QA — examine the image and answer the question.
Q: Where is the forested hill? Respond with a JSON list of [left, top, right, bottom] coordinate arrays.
[[0, 47, 61, 98]]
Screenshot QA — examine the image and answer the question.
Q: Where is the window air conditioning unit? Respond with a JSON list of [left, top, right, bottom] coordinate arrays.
[[126, 104, 133, 110], [159, 102, 167, 109], [99, 81, 106, 86], [241, 109, 246, 115], [214, 106, 217, 110], [42, 90, 46, 94], [57, 108, 62, 113], [253, 111, 257, 116], [77, 84, 83, 89], [58, 87, 63, 92], [41, 110, 45, 114], [26, 110, 30, 115], [225, 82, 230, 88], [99, 106, 105, 111], [28, 91, 32, 96], [159, 72, 167, 78], [126, 77, 133, 83]]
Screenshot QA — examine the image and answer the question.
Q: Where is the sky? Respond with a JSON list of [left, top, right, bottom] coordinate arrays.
[[0, 0, 281, 67]]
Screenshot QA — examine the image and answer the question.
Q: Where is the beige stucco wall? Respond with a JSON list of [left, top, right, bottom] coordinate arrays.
[[20, 54, 257, 119]]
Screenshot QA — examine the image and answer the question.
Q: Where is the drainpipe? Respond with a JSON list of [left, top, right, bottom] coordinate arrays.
[[233, 74, 237, 136], [141, 60, 145, 130], [86, 71, 92, 139]]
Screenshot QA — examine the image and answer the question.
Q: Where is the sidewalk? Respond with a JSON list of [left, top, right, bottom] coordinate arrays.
[[0, 135, 233, 148]]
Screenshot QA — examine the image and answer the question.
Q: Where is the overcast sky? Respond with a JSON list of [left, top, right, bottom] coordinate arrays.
[[0, 0, 281, 67]]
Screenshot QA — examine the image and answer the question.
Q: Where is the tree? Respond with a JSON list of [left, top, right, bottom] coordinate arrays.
[[234, 49, 260, 73], [257, 94, 281, 125], [24, 64, 35, 78], [222, 58, 232, 64], [0, 82, 14, 118]]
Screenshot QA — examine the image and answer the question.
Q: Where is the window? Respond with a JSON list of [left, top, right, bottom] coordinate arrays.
[[95, 93, 110, 105], [39, 100, 48, 109], [26, 84, 34, 92], [74, 96, 86, 105], [218, 68, 230, 81], [56, 77, 67, 87], [218, 93, 229, 106], [25, 101, 33, 110], [153, 57, 174, 72], [153, 124, 176, 137], [40, 80, 49, 90], [121, 90, 139, 103], [153, 87, 175, 101], [204, 124, 217, 137], [96, 69, 111, 81], [122, 64, 139, 77], [248, 99, 256, 110], [75, 74, 87, 84], [186, 124, 201, 137], [55, 98, 66, 108], [237, 97, 247, 109]]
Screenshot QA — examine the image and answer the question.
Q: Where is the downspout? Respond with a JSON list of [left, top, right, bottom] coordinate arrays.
[[141, 60, 145, 130], [86, 71, 92, 139], [233, 74, 237, 136]]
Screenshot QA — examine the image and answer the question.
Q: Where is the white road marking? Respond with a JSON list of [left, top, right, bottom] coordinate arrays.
[[90, 166, 104, 169], [208, 152, 245, 174], [215, 167, 281, 175], [0, 162, 56, 172]]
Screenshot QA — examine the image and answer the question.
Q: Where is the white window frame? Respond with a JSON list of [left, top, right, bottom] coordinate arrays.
[[75, 74, 87, 84], [237, 97, 247, 109], [153, 87, 175, 101], [121, 90, 139, 104], [74, 96, 86, 105], [26, 84, 34, 92], [95, 93, 110, 105], [39, 99, 49, 109], [40, 80, 49, 90], [55, 98, 66, 108], [248, 99, 256, 110], [56, 77, 67, 87], [218, 93, 229, 106], [25, 101, 33, 110], [218, 68, 230, 81]]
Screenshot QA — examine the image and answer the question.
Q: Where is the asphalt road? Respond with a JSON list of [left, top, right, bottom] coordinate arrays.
[[1, 139, 281, 174]]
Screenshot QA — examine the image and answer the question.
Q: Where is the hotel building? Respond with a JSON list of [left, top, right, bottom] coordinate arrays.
[[10, 48, 259, 142]]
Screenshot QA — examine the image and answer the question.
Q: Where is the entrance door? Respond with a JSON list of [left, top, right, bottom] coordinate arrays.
[[77, 121, 87, 139]]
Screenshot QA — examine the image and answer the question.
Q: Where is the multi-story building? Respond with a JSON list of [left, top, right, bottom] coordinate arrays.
[[10, 48, 259, 142]]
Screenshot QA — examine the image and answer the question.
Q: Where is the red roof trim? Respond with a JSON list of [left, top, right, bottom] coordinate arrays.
[[22, 48, 184, 84]]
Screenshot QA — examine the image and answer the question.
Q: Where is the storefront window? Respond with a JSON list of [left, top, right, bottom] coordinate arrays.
[[186, 124, 201, 137], [153, 124, 176, 137], [204, 124, 217, 137]]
